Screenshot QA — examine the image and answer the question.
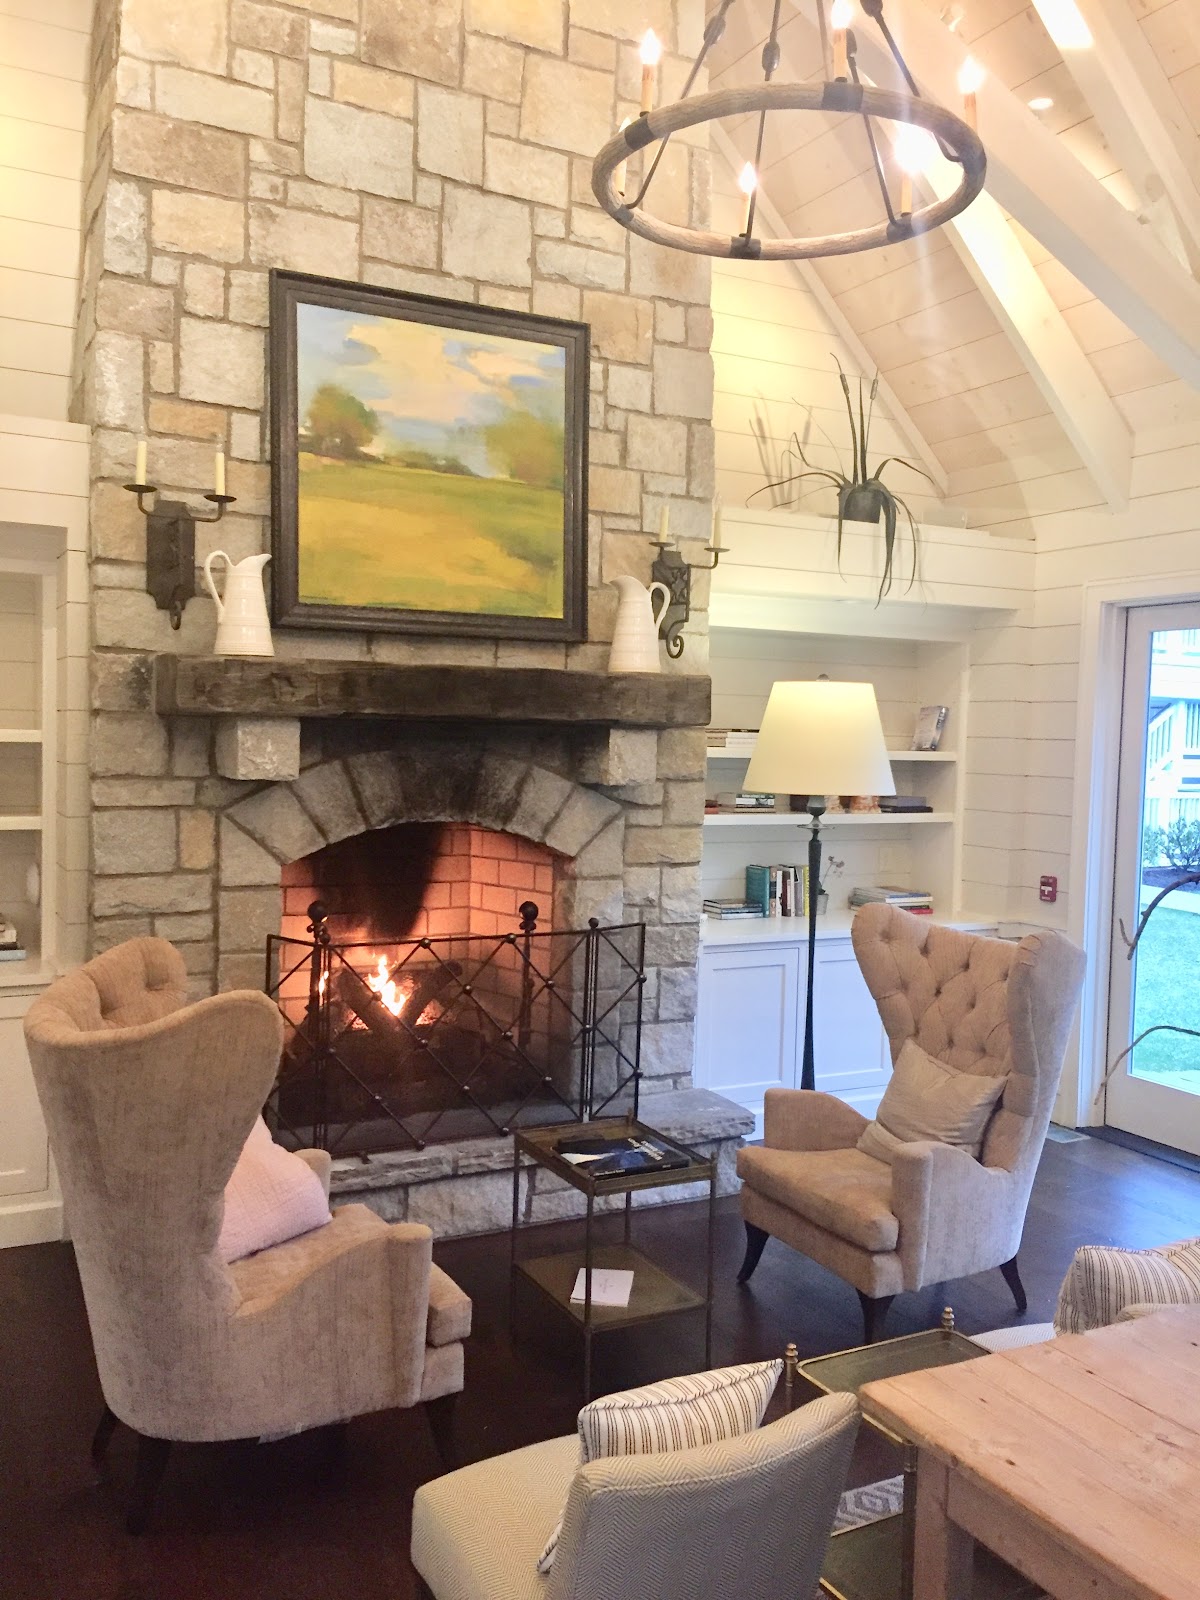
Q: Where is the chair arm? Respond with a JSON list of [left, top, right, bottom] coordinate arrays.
[[294, 1147, 332, 1198], [763, 1088, 869, 1152], [890, 1142, 1019, 1291], [1117, 1301, 1178, 1323]]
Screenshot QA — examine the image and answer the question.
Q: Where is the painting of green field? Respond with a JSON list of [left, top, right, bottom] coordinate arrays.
[[294, 302, 569, 619], [298, 456, 562, 616]]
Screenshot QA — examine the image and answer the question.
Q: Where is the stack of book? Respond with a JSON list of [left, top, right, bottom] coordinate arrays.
[[879, 795, 933, 814], [704, 897, 766, 920], [706, 728, 758, 756], [849, 885, 933, 914], [746, 863, 809, 918]]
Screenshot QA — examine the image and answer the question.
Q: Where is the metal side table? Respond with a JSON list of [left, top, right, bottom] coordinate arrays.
[[510, 1115, 716, 1401], [792, 1313, 1041, 1600]]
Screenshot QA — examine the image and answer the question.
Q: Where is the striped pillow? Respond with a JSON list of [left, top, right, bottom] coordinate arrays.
[[536, 1360, 781, 1574], [1053, 1238, 1200, 1334]]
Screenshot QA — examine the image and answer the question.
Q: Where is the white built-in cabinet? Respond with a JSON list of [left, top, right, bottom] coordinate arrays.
[[0, 416, 90, 1247], [692, 508, 1026, 1132]]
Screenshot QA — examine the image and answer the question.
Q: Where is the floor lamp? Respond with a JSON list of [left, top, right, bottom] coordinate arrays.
[[744, 681, 895, 1091]]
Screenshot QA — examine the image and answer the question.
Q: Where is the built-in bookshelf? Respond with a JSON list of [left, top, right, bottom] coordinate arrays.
[[0, 566, 55, 980], [702, 624, 969, 919]]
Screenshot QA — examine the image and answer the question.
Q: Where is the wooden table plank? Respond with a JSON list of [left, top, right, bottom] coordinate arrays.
[[861, 1309, 1200, 1600]]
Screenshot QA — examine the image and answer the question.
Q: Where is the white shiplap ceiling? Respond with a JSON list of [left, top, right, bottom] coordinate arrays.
[[706, 0, 1200, 528]]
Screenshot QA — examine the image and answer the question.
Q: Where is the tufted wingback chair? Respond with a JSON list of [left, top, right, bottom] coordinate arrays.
[[24, 937, 472, 1532], [736, 905, 1085, 1340]]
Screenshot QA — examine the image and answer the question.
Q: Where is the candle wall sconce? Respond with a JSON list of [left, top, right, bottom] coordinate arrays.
[[123, 481, 236, 629], [649, 537, 721, 659]]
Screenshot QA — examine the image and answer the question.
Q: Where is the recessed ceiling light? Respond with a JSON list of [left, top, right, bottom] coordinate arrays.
[[1028, 95, 1054, 110]]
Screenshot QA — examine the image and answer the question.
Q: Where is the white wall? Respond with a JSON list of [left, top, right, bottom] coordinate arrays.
[[0, 0, 92, 422], [710, 152, 940, 524]]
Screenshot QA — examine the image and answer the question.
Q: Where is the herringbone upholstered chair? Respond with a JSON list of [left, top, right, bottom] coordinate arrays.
[[24, 936, 472, 1533], [410, 1390, 858, 1600], [737, 904, 1085, 1340]]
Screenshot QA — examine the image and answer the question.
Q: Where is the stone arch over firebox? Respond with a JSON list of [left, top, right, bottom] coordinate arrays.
[[213, 747, 625, 990]]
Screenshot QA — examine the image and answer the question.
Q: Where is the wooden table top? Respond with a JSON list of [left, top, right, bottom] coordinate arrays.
[[859, 1307, 1200, 1600]]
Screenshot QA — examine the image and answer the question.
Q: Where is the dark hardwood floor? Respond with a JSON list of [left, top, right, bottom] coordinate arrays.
[[2, 1134, 1199, 1600]]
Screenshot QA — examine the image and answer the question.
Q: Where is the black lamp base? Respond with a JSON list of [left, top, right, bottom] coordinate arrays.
[[800, 799, 825, 1090]]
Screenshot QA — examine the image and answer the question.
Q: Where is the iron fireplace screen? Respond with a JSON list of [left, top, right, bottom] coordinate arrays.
[[263, 902, 646, 1158]]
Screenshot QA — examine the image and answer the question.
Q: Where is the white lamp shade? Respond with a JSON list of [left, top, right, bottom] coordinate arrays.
[[744, 681, 896, 797]]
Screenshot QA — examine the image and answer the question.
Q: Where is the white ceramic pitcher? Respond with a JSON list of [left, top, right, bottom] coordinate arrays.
[[608, 575, 671, 673], [204, 550, 274, 657]]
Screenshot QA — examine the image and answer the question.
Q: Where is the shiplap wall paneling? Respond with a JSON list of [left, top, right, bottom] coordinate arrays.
[[0, 0, 92, 422]]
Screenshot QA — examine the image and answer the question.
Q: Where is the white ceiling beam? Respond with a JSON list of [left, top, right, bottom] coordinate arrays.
[[710, 122, 949, 493], [844, 0, 1200, 391], [893, 130, 1132, 510], [1032, 0, 1200, 275]]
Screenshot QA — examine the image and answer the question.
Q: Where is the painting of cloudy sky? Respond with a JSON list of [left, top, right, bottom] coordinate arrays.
[[294, 301, 569, 619]]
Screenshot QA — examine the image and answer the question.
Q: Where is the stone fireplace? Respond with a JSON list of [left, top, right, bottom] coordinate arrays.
[[74, 0, 752, 1232], [123, 658, 750, 1230]]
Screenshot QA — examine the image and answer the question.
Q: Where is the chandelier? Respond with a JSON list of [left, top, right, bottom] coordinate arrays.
[[591, 0, 987, 261]]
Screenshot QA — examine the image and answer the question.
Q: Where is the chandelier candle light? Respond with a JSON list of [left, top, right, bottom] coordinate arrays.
[[640, 29, 662, 114], [593, 0, 987, 261]]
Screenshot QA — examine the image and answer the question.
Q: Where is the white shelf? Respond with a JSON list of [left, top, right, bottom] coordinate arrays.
[[0, 729, 42, 744], [707, 745, 955, 764], [0, 956, 53, 989], [703, 811, 954, 829], [701, 912, 1000, 946], [0, 815, 42, 831]]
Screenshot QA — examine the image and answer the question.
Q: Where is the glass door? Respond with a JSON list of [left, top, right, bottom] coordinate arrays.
[[1106, 602, 1200, 1156]]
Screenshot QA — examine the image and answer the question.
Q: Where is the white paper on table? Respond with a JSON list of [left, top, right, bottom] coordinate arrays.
[[570, 1267, 634, 1307]]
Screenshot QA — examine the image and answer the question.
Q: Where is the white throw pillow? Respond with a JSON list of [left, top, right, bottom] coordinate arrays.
[[536, 1360, 782, 1574], [218, 1117, 332, 1264], [857, 1037, 1006, 1165], [1053, 1238, 1200, 1334]]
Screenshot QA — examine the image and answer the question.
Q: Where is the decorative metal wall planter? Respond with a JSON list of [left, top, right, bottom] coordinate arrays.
[[751, 362, 935, 602]]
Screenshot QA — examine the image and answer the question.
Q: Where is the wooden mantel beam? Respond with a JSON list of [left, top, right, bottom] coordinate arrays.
[[846, 0, 1200, 391], [1033, 0, 1200, 276]]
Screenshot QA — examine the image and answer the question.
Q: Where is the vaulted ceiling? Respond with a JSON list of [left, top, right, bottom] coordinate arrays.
[[707, 0, 1200, 529]]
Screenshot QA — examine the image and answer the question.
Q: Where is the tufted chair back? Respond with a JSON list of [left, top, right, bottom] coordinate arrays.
[[24, 937, 287, 1432], [852, 905, 1085, 1181]]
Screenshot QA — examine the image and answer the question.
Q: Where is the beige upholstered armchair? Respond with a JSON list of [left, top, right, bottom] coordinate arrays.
[[411, 1391, 859, 1600], [24, 937, 471, 1532], [737, 906, 1085, 1340]]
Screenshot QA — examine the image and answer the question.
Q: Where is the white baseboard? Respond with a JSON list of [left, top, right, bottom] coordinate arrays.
[[0, 1196, 64, 1248]]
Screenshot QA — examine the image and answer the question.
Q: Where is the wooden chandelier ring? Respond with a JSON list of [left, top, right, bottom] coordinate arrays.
[[591, 81, 986, 260]]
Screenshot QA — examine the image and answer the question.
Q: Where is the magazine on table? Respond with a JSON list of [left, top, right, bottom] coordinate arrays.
[[554, 1133, 690, 1178]]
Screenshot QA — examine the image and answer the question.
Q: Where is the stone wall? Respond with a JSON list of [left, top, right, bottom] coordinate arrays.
[[74, 0, 716, 1096]]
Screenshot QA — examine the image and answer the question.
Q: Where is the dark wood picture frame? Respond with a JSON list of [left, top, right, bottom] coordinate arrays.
[[269, 270, 589, 641]]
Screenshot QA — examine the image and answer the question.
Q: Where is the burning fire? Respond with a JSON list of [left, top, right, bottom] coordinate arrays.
[[366, 954, 406, 1018]]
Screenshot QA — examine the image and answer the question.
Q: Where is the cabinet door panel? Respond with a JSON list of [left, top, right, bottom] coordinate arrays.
[[0, 1002, 48, 1197], [812, 941, 892, 1118], [695, 946, 800, 1129]]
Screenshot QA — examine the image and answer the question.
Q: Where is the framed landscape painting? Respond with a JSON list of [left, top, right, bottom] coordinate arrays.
[[269, 271, 588, 640]]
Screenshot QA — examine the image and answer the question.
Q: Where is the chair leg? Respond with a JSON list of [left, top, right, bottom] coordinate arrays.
[[91, 1405, 119, 1470], [125, 1435, 171, 1536], [737, 1222, 770, 1284], [425, 1393, 457, 1471], [999, 1255, 1028, 1315], [857, 1291, 894, 1344]]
